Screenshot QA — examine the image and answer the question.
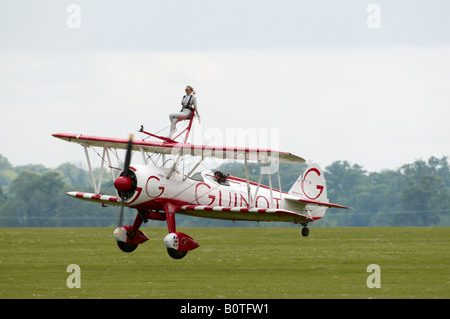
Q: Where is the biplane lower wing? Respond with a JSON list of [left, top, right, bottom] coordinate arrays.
[[65, 192, 313, 223], [67, 191, 121, 206], [180, 205, 313, 223], [52, 133, 305, 163]]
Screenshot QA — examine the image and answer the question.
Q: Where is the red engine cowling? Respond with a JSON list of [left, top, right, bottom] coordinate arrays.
[[164, 232, 199, 252]]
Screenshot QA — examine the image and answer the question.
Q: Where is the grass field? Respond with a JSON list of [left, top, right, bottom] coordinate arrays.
[[0, 227, 448, 299]]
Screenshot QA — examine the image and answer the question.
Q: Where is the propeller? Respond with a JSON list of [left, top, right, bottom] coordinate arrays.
[[115, 134, 134, 227]]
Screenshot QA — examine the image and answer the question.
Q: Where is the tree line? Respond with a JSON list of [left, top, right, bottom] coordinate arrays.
[[220, 156, 450, 227], [0, 154, 449, 227]]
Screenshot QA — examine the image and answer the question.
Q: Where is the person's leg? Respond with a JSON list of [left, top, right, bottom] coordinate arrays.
[[168, 110, 191, 138]]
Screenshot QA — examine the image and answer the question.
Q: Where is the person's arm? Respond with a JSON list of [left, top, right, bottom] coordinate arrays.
[[192, 95, 201, 121]]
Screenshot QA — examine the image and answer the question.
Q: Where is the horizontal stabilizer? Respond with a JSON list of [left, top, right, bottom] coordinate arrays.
[[66, 191, 121, 207], [284, 195, 351, 209]]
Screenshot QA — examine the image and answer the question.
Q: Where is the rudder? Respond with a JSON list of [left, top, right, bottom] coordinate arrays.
[[289, 164, 328, 201], [288, 163, 329, 219]]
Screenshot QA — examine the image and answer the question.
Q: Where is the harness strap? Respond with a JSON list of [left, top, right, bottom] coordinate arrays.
[[181, 95, 194, 112]]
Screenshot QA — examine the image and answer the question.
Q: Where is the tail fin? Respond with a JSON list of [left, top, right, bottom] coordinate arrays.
[[288, 163, 329, 219], [289, 163, 328, 202]]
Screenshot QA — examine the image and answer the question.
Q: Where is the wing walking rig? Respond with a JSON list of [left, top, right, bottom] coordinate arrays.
[[52, 127, 350, 259]]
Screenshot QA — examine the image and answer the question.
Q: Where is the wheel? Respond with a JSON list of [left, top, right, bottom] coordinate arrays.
[[117, 241, 138, 253], [301, 227, 310, 237], [167, 248, 188, 259]]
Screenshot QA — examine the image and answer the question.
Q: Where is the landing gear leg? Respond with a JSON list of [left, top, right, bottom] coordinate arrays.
[[114, 212, 149, 253], [163, 202, 199, 259], [164, 202, 188, 260]]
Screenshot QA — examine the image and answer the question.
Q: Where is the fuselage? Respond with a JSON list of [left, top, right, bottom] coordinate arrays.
[[124, 164, 306, 219]]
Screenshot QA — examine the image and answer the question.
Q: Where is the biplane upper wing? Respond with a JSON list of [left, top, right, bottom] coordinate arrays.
[[52, 133, 305, 163]]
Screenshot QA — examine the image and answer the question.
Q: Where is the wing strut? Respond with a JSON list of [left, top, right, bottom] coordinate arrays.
[[244, 154, 253, 208], [166, 149, 183, 179], [250, 161, 282, 209], [82, 144, 116, 195], [277, 166, 283, 209], [268, 169, 274, 207], [183, 157, 204, 181], [83, 145, 98, 194]]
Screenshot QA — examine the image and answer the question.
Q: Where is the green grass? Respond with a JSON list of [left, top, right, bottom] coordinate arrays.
[[0, 227, 448, 299]]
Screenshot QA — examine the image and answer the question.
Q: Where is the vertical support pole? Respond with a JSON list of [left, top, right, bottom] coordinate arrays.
[[244, 153, 252, 208], [113, 149, 121, 170], [83, 145, 98, 194], [188, 115, 194, 145], [140, 147, 147, 165], [105, 148, 116, 182], [97, 146, 106, 194], [166, 149, 182, 179], [253, 172, 263, 204], [268, 171, 274, 208], [277, 166, 283, 209], [182, 115, 195, 144], [254, 161, 269, 206]]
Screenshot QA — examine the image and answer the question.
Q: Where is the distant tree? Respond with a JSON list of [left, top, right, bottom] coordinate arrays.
[[0, 168, 121, 227], [324, 161, 366, 204], [57, 162, 91, 187], [0, 155, 16, 187], [0, 171, 67, 226], [0, 186, 7, 206], [14, 164, 50, 175], [398, 156, 450, 226], [1, 153, 449, 227]]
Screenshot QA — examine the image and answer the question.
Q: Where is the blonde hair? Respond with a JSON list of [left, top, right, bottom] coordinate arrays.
[[186, 85, 196, 94]]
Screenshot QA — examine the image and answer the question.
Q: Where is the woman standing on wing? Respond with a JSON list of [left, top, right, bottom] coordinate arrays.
[[168, 85, 201, 139]]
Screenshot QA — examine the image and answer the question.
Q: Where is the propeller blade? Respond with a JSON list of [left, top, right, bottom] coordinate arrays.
[[118, 199, 125, 227], [122, 134, 133, 176], [118, 134, 133, 227]]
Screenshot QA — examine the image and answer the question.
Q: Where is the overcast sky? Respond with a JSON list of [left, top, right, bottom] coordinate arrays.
[[1, 0, 449, 172]]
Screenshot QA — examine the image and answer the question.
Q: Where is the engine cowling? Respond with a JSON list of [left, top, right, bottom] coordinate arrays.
[[114, 169, 137, 201]]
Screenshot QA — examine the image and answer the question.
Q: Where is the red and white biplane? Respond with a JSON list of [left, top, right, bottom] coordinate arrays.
[[52, 117, 350, 259]]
